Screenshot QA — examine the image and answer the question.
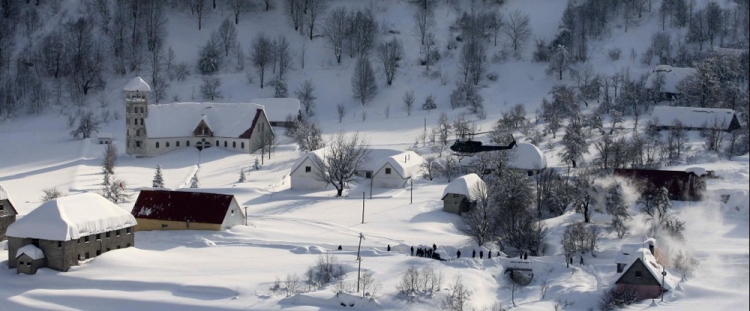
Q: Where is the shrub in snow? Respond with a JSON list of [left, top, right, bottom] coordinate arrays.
[[285, 273, 300, 297], [70, 111, 100, 139], [197, 36, 223, 75], [174, 62, 191, 81], [270, 78, 288, 98], [200, 76, 222, 100], [305, 254, 345, 288], [561, 222, 599, 258], [608, 47, 622, 61], [443, 275, 470, 311], [422, 94, 437, 111], [598, 286, 640, 311], [238, 169, 246, 182], [190, 174, 200, 188], [41, 187, 63, 202]]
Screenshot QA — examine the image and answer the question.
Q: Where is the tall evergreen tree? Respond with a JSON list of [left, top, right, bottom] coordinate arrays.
[[238, 169, 246, 182], [190, 173, 200, 188], [152, 164, 164, 188]]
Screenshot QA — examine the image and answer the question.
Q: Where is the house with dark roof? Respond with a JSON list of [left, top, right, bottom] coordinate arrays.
[[614, 168, 706, 201], [614, 247, 676, 300], [131, 189, 245, 231], [0, 184, 18, 241]]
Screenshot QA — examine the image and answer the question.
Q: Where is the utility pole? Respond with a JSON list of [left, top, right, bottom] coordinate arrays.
[[362, 192, 365, 224], [244, 206, 248, 226], [410, 178, 413, 204], [370, 178, 373, 199], [356, 233, 365, 292], [661, 268, 667, 302]]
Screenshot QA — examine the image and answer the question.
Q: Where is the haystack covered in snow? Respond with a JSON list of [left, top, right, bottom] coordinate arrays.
[[441, 174, 486, 215], [251, 98, 301, 127], [131, 189, 245, 231], [615, 247, 677, 300], [124, 78, 273, 157], [651, 106, 741, 132], [0, 184, 18, 241], [6, 192, 137, 273], [645, 65, 696, 98]]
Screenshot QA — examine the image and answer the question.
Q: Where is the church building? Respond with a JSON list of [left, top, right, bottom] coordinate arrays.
[[124, 77, 273, 157]]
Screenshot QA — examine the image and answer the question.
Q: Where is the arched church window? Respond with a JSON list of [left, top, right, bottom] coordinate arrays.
[[156, 142, 160, 148]]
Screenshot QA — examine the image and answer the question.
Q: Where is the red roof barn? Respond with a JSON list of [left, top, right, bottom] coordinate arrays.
[[131, 189, 246, 231]]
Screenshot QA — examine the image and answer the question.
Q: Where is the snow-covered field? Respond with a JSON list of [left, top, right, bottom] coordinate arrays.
[[1, 0, 748, 310]]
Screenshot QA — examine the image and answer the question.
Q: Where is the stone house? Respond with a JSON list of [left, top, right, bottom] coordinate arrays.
[[131, 189, 245, 231], [124, 77, 273, 157], [6, 193, 137, 274], [0, 184, 18, 241], [97, 132, 113, 145], [442, 174, 486, 215], [15, 245, 46, 275]]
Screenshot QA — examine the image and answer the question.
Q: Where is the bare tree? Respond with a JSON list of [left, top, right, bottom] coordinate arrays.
[[70, 111, 100, 139], [546, 45, 572, 80], [461, 182, 498, 246], [200, 76, 222, 100], [38, 30, 67, 79], [312, 132, 371, 197], [143, 0, 167, 52], [336, 103, 346, 123], [488, 10, 504, 47], [413, 6, 436, 46], [286, 0, 305, 31], [403, 89, 415, 116], [273, 35, 293, 80], [257, 125, 277, 163], [305, 0, 328, 40], [347, 9, 378, 58], [503, 9, 531, 51], [229, 0, 247, 24], [148, 42, 168, 103], [376, 38, 403, 86], [193, 0, 206, 30], [352, 57, 378, 105], [41, 187, 63, 202], [66, 17, 106, 95], [102, 143, 117, 174], [295, 79, 316, 116], [323, 6, 347, 63], [250, 33, 273, 88], [217, 18, 238, 57]]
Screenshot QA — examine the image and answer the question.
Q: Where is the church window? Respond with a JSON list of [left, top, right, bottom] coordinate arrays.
[[186, 141, 190, 147], [136, 141, 141, 148], [136, 129, 141, 137], [140, 118, 144, 124], [241, 142, 245, 149], [134, 118, 138, 125], [176, 141, 180, 147], [156, 142, 160, 148], [224, 141, 227, 147], [166, 142, 170, 148], [233, 141, 236, 148], [215, 140, 219, 146]]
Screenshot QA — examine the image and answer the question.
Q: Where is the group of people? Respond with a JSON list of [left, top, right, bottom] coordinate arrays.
[[456, 249, 502, 259], [406, 244, 442, 260]]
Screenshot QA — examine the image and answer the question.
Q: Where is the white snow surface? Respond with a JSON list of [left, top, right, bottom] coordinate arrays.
[[651, 106, 738, 129], [508, 142, 548, 170], [250, 98, 301, 123], [15, 244, 44, 260], [144, 102, 265, 138], [645, 65, 697, 94], [442, 174, 486, 200], [6, 193, 136, 241], [123, 77, 151, 92]]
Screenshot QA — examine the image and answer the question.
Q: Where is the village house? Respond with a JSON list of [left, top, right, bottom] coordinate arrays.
[[124, 77, 273, 157], [289, 149, 425, 191], [645, 65, 697, 100], [442, 173, 486, 215], [650, 106, 741, 132], [615, 239, 666, 273], [96, 132, 112, 145], [614, 246, 676, 300], [251, 98, 302, 127], [0, 184, 18, 241], [614, 168, 706, 201], [131, 189, 245, 231], [459, 142, 547, 176], [6, 193, 137, 274]]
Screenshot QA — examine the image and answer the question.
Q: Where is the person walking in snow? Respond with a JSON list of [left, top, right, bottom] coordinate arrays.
[[387, 245, 390, 251], [456, 250, 461, 259], [433, 243, 437, 251], [338, 245, 342, 251], [410, 246, 414, 256], [472, 250, 476, 258], [580, 256, 584, 265], [488, 252, 491, 259], [479, 250, 484, 259]]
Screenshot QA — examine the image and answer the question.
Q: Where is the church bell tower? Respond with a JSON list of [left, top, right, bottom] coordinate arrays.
[[124, 77, 150, 156]]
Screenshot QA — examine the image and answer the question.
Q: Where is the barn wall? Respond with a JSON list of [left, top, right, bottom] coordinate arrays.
[[290, 158, 328, 190], [134, 218, 222, 231], [443, 194, 469, 214], [220, 200, 246, 229]]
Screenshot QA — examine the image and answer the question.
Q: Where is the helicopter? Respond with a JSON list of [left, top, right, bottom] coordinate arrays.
[[449, 131, 516, 156]]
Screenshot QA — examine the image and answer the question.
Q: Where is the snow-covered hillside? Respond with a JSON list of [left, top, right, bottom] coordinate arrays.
[[0, 0, 748, 310]]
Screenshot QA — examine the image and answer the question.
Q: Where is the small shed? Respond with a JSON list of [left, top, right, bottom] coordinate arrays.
[[97, 132, 113, 145], [15, 244, 46, 275], [289, 148, 330, 191], [651, 106, 741, 132], [442, 174, 486, 215]]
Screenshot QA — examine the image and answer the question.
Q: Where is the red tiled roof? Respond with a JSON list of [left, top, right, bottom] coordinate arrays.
[[132, 189, 234, 224]]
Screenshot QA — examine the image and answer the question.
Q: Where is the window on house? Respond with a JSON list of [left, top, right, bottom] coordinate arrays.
[[134, 118, 138, 125], [166, 142, 170, 148], [365, 172, 372, 179], [78, 238, 81, 244], [136, 129, 141, 137], [635, 271, 643, 278], [140, 118, 144, 124], [241, 142, 245, 149], [161, 224, 168, 229], [187, 141, 190, 147], [216, 140, 219, 146], [96, 234, 101, 240], [156, 142, 160, 148], [96, 250, 101, 256], [0, 204, 4, 211], [117, 246, 121, 249], [126, 243, 131, 247], [126, 228, 131, 234], [231, 209, 234, 215], [106, 248, 110, 252], [26, 262, 31, 266], [116, 230, 121, 237], [176, 141, 180, 147], [85, 236, 90, 243], [385, 168, 392, 174], [106, 232, 110, 238], [136, 141, 141, 148], [57, 241, 62, 248], [19, 261, 24, 265], [85, 252, 90, 259], [224, 141, 227, 147], [305, 166, 311, 173], [233, 141, 236, 148], [78, 254, 82, 260]]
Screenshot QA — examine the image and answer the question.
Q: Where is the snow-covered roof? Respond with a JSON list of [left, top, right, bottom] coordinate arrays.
[[651, 106, 738, 129], [442, 174, 486, 200], [144, 102, 266, 138], [290, 148, 328, 175], [508, 142, 547, 170], [617, 248, 676, 289], [16, 244, 44, 260], [358, 149, 407, 172], [123, 77, 151, 92], [645, 65, 696, 94], [685, 167, 706, 176], [376, 151, 425, 178], [0, 184, 13, 202], [97, 132, 112, 139], [251, 98, 301, 122], [6, 193, 137, 241], [617, 243, 645, 264]]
